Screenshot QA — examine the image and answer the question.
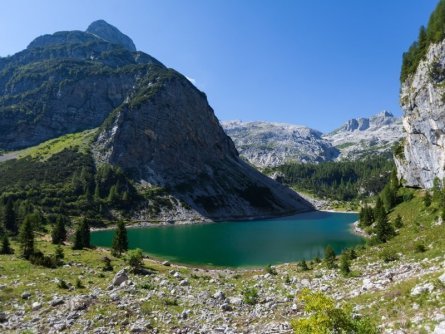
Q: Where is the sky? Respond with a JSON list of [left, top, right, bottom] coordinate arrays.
[[0, 0, 439, 132]]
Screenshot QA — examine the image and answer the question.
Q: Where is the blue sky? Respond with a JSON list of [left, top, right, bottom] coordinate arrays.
[[0, 0, 439, 132]]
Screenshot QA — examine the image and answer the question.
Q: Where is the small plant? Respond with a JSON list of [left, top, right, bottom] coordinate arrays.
[[126, 248, 144, 273], [285, 275, 291, 284], [164, 298, 178, 306], [380, 249, 399, 263], [298, 260, 310, 271], [242, 287, 259, 305], [265, 264, 277, 275], [424, 191, 432, 207], [414, 243, 427, 253], [140, 282, 154, 290], [394, 215, 403, 229], [57, 279, 69, 289], [75, 278, 84, 289], [339, 254, 351, 277], [102, 256, 113, 271], [54, 245, 64, 260]]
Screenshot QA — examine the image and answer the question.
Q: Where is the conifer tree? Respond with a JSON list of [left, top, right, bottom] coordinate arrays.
[[111, 221, 128, 257], [394, 214, 403, 229], [299, 259, 309, 271], [375, 214, 395, 243], [79, 219, 90, 248], [0, 234, 13, 254], [3, 200, 17, 235], [339, 254, 351, 276], [51, 217, 67, 244], [324, 245, 336, 269], [424, 191, 432, 207], [374, 197, 386, 222], [19, 214, 35, 259], [72, 228, 83, 250]]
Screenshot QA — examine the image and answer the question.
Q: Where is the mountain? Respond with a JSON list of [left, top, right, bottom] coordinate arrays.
[[395, 34, 445, 188], [221, 121, 339, 168], [221, 112, 403, 168], [324, 111, 404, 160], [0, 20, 313, 221]]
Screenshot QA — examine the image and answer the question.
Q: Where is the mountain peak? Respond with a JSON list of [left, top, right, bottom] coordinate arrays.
[[86, 19, 136, 51]]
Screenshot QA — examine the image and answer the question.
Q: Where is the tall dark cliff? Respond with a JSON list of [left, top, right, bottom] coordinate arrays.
[[0, 20, 313, 219]]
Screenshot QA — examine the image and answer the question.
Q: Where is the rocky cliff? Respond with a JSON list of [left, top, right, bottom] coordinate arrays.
[[221, 121, 339, 167], [395, 39, 445, 188], [325, 111, 403, 160], [93, 69, 312, 219]]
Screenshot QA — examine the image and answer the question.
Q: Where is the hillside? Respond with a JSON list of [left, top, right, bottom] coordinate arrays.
[[0, 21, 312, 222]]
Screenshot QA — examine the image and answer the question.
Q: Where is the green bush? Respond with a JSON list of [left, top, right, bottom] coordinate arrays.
[[242, 287, 259, 305]]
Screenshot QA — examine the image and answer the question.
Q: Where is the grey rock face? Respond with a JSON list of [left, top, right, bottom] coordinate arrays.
[[112, 269, 129, 287], [86, 20, 136, 52], [0, 25, 163, 150], [93, 69, 313, 219], [324, 111, 403, 160], [222, 121, 339, 167], [395, 39, 445, 188]]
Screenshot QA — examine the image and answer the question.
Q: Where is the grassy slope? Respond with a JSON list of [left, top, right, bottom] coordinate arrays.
[[0, 188, 444, 333]]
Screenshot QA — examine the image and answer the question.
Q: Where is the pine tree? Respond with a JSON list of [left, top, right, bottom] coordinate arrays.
[[424, 191, 432, 207], [107, 185, 119, 204], [111, 221, 128, 257], [375, 214, 395, 243], [324, 245, 336, 269], [432, 177, 443, 203], [19, 214, 35, 259], [374, 197, 386, 222], [79, 219, 90, 248], [72, 228, 83, 250], [51, 217, 67, 245], [0, 234, 13, 254], [339, 254, 351, 276], [298, 259, 309, 271], [3, 200, 17, 235]]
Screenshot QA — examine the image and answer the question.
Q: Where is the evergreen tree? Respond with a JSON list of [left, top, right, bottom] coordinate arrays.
[[0, 234, 13, 254], [79, 219, 90, 248], [19, 214, 35, 259], [54, 245, 64, 260], [374, 214, 395, 243], [299, 259, 309, 271], [72, 228, 83, 250], [394, 214, 403, 229], [339, 254, 351, 276], [102, 256, 113, 271], [107, 185, 119, 204], [390, 169, 399, 190], [359, 205, 374, 227], [3, 200, 17, 235], [381, 183, 397, 212], [111, 221, 128, 257], [424, 191, 432, 207], [432, 177, 443, 203], [324, 245, 336, 269], [374, 197, 386, 222], [51, 217, 67, 244]]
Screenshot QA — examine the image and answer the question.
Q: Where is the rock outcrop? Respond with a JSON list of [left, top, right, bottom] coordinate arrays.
[[325, 111, 403, 160], [221, 121, 339, 168], [86, 20, 137, 52], [93, 68, 313, 219], [395, 39, 445, 188]]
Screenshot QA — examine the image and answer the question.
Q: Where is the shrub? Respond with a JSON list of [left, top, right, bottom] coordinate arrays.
[[126, 248, 143, 273], [242, 287, 259, 305], [102, 256, 113, 271], [57, 279, 69, 289], [414, 243, 427, 253], [291, 288, 378, 333], [324, 245, 336, 269], [298, 260, 310, 271], [380, 249, 399, 263], [264, 264, 278, 275]]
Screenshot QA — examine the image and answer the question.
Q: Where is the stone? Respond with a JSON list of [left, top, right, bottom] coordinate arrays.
[[0, 312, 7, 323], [69, 295, 93, 311], [179, 279, 189, 286], [410, 282, 435, 296], [433, 321, 445, 334], [31, 302, 42, 311], [162, 261, 171, 266], [112, 269, 129, 287], [213, 290, 225, 300], [50, 298, 64, 307], [228, 297, 243, 305], [180, 309, 191, 319], [439, 272, 445, 285], [21, 292, 31, 299], [220, 303, 232, 311]]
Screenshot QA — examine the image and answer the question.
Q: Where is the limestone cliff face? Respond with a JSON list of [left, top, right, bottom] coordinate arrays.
[[395, 39, 445, 188], [93, 68, 313, 219]]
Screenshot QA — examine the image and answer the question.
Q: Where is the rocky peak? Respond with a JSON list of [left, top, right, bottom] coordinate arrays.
[[86, 20, 136, 52]]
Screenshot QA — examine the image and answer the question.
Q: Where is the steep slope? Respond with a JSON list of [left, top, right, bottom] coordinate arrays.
[[93, 69, 313, 219], [395, 0, 445, 189], [395, 39, 445, 188], [0, 21, 313, 220], [0, 21, 162, 150], [221, 121, 339, 168], [324, 111, 403, 160]]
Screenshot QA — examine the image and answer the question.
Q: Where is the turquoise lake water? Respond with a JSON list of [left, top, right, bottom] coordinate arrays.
[[91, 211, 362, 268]]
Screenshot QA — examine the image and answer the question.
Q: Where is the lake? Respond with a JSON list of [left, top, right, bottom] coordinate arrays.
[[91, 211, 362, 268]]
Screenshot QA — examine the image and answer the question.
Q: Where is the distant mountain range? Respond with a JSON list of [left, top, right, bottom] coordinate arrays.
[[222, 111, 403, 168]]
